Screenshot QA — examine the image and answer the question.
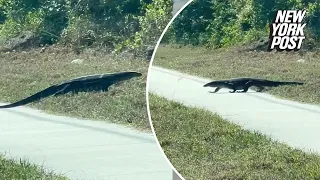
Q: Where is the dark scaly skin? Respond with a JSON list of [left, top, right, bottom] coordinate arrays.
[[203, 77, 304, 93], [0, 71, 142, 109]]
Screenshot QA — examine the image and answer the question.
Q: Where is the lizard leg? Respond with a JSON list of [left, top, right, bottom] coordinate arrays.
[[213, 87, 221, 93], [241, 81, 253, 93], [102, 84, 112, 92], [229, 89, 236, 93], [240, 88, 249, 93], [53, 84, 71, 96], [256, 86, 265, 92]]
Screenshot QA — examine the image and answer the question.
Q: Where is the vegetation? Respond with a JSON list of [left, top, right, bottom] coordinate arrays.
[[163, 0, 320, 48], [0, 0, 173, 55], [0, 154, 68, 180], [149, 94, 320, 180]]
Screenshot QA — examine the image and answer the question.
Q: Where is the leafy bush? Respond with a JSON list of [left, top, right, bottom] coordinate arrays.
[[115, 0, 173, 55], [162, 0, 213, 45], [0, 0, 173, 54], [162, 0, 320, 48]]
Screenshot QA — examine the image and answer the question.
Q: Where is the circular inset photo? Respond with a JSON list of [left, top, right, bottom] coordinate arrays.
[[147, 1, 320, 180]]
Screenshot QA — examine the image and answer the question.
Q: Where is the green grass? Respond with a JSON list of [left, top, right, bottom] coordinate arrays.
[[149, 94, 320, 180], [154, 45, 320, 105], [0, 155, 68, 180], [0, 46, 150, 130]]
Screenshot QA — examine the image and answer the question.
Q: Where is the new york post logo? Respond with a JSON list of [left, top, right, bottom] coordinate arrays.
[[268, 10, 306, 51]]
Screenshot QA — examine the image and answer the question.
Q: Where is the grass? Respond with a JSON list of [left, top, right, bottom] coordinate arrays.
[[0, 46, 150, 130], [149, 94, 320, 180], [0, 154, 68, 180], [153, 45, 320, 105]]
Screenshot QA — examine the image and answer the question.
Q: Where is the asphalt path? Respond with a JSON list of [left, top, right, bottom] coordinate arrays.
[[148, 66, 320, 154], [0, 104, 172, 180], [173, 0, 189, 15]]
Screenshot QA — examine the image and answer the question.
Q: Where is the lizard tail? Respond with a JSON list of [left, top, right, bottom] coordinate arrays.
[[273, 81, 304, 86], [0, 85, 61, 109]]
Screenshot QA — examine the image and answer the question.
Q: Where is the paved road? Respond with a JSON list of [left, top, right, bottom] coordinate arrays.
[[0, 105, 171, 180], [148, 66, 320, 154], [173, 0, 189, 16]]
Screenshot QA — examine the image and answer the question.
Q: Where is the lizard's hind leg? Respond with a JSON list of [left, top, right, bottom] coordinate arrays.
[[229, 89, 236, 93], [241, 81, 253, 93], [53, 84, 71, 96], [240, 87, 250, 93], [256, 86, 265, 92]]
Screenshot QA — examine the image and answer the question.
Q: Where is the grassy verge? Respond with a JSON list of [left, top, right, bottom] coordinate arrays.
[[154, 45, 320, 105], [0, 47, 149, 130], [149, 94, 320, 180], [0, 155, 68, 180]]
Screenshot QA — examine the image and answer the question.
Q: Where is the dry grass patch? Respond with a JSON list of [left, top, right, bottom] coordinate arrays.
[[0, 154, 68, 180]]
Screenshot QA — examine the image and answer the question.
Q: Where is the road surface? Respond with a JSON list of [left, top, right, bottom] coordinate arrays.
[[148, 66, 320, 154], [0, 105, 171, 180], [173, 0, 189, 16]]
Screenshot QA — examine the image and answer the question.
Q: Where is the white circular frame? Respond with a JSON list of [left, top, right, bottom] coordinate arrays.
[[146, 1, 194, 180]]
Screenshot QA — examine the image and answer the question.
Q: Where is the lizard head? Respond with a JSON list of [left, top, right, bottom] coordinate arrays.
[[203, 81, 226, 87], [109, 71, 142, 82]]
